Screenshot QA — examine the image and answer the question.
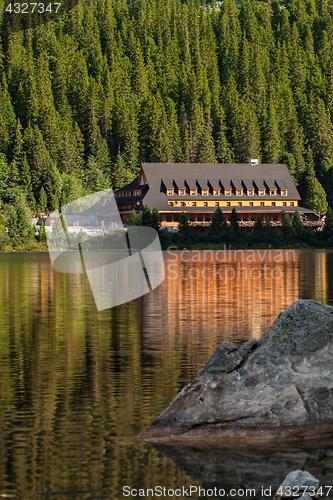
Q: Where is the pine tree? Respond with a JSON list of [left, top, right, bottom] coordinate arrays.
[[282, 214, 294, 239], [209, 207, 226, 236], [229, 207, 239, 240], [292, 210, 304, 236], [17, 206, 29, 236], [39, 187, 47, 212], [142, 203, 152, 226], [150, 207, 161, 231], [178, 211, 192, 240], [302, 148, 328, 214]]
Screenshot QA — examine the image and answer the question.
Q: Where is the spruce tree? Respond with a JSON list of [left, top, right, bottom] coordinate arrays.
[[142, 203, 152, 227], [150, 207, 161, 231]]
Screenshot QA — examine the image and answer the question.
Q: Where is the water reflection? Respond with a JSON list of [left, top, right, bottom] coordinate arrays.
[[0, 250, 332, 498]]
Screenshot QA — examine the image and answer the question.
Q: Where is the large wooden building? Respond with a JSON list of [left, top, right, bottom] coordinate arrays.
[[115, 161, 322, 230]]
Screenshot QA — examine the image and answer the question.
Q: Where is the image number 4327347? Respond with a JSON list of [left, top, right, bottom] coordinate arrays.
[[3, 0, 79, 30]]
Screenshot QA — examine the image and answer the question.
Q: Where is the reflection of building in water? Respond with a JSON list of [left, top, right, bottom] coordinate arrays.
[[140, 250, 300, 354]]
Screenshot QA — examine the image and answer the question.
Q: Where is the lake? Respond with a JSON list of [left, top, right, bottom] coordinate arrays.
[[1, 249, 333, 499]]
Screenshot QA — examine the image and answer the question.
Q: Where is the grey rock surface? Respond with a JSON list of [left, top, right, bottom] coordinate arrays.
[[140, 300, 333, 443], [275, 470, 319, 498]]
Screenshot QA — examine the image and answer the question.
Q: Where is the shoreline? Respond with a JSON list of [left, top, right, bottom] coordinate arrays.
[[1, 245, 333, 253]]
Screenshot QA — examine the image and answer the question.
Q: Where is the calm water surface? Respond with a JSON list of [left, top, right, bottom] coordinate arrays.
[[0, 250, 333, 499]]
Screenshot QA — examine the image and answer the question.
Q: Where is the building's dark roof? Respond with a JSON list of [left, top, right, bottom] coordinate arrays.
[[163, 179, 174, 189], [197, 179, 209, 190], [276, 179, 288, 190], [232, 179, 243, 190], [265, 179, 277, 190], [243, 179, 255, 190], [116, 176, 140, 192], [209, 179, 221, 190], [254, 179, 266, 190], [174, 178, 186, 189], [138, 163, 301, 211], [186, 179, 197, 190]]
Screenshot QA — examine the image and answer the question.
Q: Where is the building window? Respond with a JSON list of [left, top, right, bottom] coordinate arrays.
[[248, 190, 253, 196], [168, 202, 173, 207], [174, 214, 179, 222], [179, 189, 185, 195], [197, 214, 203, 222], [226, 202, 231, 207], [190, 214, 195, 222], [249, 202, 253, 207], [215, 202, 219, 207], [243, 214, 248, 221], [290, 202, 294, 206], [272, 202, 276, 207], [270, 190, 277, 196], [204, 202, 208, 207], [166, 214, 172, 222], [225, 190, 231, 195], [281, 190, 288, 196], [202, 190, 208, 195], [213, 190, 219, 196], [261, 202, 265, 207], [167, 189, 174, 195], [259, 190, 265, 196], [238, 202, 242, 207], [191, 190, 197, 196], [192, 202, 196, 207], [283, 202, 287, 207], [205, 214, 211, 222], [181, 202, 185, 207], [236, 190, 242, 196]]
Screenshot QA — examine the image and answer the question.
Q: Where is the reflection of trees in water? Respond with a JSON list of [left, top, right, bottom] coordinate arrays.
[[0, 251, 331, 497]]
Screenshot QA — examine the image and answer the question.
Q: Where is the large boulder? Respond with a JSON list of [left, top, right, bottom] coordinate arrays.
[[139, 299, 333, 444]]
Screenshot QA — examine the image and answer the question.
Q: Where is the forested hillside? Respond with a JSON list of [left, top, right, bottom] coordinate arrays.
[[0, 0, 332, 217]]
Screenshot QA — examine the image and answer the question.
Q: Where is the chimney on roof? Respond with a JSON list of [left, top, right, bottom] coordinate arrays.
[[249, 159, 259, 165]]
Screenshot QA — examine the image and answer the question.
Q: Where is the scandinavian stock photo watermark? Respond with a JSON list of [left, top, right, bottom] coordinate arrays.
[[165, 246, 296, 283]]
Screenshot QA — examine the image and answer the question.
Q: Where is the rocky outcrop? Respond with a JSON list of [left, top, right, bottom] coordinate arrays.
[[139, 299, 333, 444], [275, 470, 319, 499]]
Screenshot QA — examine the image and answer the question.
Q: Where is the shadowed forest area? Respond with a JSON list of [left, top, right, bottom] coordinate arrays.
[[0, 0, 333, 247]]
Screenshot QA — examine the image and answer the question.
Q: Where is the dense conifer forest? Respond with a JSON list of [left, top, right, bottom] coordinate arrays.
[[0, 0, 333, 226]]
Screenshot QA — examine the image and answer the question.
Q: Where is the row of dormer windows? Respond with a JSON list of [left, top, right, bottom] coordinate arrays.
[[167, 188, 287, 196], [168, 201, 294, 207]]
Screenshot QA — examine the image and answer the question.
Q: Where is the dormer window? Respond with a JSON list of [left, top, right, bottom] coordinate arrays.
[[213, 190, 220, 196], [134, 190, 141, 197], [236, 190, 243, 196], [259, 189, 265, 196], [281, 190, 288, 196], [225, 190, 231, 196], [179, 189, 185, 195], [270, 190, 277, 196], [247, 190, 254, 196], [202, 190, 208, 196], [191, 190, 197, 196], [167, 189, 174, 195]]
